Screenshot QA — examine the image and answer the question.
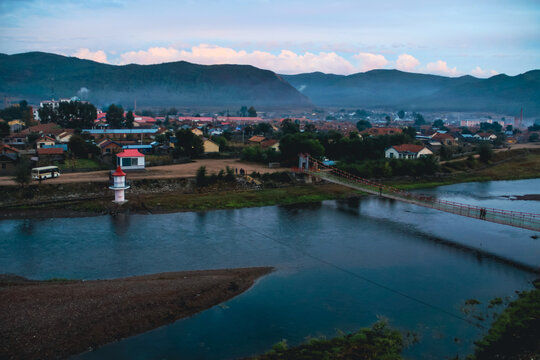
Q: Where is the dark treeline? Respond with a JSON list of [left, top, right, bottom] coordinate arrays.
[[39, 101, 97, 129], [241, 119, 436, 178]]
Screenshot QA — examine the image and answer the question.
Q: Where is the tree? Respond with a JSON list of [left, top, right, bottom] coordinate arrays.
[[506, 125, 513, 132], [304, 123, 316, 133], [174, 129, 203, 158], [356, 120, 372, 132], [478, 143, 493, 163], [385, 116, 391, 126], [279, 133, 324, 165], [247, 106, 257, 117], [413, 113, 426, 126], [239, 106, 248, 117], [125, 111, 134, 129], [13, 157, 32, 188], [106, 104, 124, 128], [68, 134, 89, 158], [280, 119, 300, 135], [0, 121, 10, 138], [433, 119, 444, 128], [38, 104, 59, 124], [196, 166, 207, 186], [529, 133, 539, 142], [403, 126, 416, 140], [27, 132, 40, 144], [254, 122, 273, 135], [397, 110, 405, 119], [166, 107, 178, 116]]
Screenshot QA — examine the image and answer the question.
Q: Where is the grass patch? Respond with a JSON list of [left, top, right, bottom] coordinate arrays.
[[58, 158, 105, 171], [249, 321, 403, 360], [471, 287, 540, 359], [142, 184, 361, 212]]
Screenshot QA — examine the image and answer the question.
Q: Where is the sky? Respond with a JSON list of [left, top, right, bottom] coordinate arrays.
[[0, 0, 539, 77]]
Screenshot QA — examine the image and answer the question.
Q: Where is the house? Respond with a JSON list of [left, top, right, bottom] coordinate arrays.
[[116, 149, 145, 170], [37, 147, 65, 161], [191, 128, 204, 136], [203, 138, 219, 153], [474, 132, 497, 141], [248, 135, 266, 144], [8, 120, 25, 132], [36, 135, 56, 148], [431, 132, 457, 146], [56, 130, 74, 143], [0, 143, 19, 174], [362, 127, 403, 137], [385, 144, 433, 159], [261, 139, 279, 150], [98, 139, 123, 155], [4, 132, 27, 148]]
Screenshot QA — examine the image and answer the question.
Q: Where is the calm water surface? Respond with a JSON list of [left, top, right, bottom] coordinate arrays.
[[1, 179, 539, 359]]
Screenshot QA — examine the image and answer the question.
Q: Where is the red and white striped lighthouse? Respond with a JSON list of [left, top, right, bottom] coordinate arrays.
[[109, 166, 130, 203]]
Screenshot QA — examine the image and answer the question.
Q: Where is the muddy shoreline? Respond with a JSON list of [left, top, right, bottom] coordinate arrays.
[[0, 267, 273, 360]]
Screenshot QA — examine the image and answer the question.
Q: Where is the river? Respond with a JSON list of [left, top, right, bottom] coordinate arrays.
[[1, 178, 539, 359]]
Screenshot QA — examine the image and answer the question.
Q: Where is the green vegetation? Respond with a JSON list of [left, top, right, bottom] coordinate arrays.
[[13, 157, 32, 188], [250, 321, 403, 360], [0, 100, 32, 124], [174, 129, 204, 158], [141, 184, 359, 212], [471, 287, 540, 360], [58, 158, 105, 171]]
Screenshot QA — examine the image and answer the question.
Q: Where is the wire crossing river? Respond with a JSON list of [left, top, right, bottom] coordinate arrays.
[[1, 179, 539, 360]]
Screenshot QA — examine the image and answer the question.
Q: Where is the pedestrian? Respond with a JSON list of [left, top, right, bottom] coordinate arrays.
[[235, 167, 238, 175]]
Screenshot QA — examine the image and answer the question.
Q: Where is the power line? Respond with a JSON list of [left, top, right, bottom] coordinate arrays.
[[231, 219, 486, 330]]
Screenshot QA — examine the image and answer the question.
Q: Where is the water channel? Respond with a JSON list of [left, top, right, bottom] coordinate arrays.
[[1, 178, 539, 359]]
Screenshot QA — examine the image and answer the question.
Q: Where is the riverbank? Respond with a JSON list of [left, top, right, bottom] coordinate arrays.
[[0, 183, 362, 220], [0, 267, 273, 360], [389, 148, 540, 190]]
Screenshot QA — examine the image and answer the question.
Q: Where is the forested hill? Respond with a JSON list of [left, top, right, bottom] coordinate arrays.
[[0, 52, 311, 108], [282, 69, 540, 116]]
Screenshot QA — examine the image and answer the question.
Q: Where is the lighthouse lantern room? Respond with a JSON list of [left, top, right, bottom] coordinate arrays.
[[109, 166, 130, 203]]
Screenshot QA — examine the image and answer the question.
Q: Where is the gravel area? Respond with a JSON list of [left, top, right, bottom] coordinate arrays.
[[0, 159, 288, 186], [0, 267, 273, 360]]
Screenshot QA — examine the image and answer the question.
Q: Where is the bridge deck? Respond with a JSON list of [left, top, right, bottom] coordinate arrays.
[[302, 161, 540, 232]]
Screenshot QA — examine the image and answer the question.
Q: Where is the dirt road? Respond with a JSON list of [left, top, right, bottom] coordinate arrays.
[[0, 159, 289, 186]]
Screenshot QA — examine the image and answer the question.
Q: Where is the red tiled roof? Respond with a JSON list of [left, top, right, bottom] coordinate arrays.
[[37, 147, 64, 155], [0, 143, 19, 153], [261, 139, 278, 148], [248, 135, 266, 143], [432, 132, 454, 140], [117, 149, 144, 158], [391, 144, 426, 153], [362, 127, 403, 136]]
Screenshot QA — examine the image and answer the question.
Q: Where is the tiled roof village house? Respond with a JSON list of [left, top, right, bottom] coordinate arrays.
[[385, 144, 433, 159]]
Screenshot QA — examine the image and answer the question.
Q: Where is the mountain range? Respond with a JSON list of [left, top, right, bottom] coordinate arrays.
[[0, 52, 310, 109], [0, 52, 538, 116], [282, 70, 540, 116]]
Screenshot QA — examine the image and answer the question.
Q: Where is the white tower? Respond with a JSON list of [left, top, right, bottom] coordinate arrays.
[[109, 166, 130, 203]]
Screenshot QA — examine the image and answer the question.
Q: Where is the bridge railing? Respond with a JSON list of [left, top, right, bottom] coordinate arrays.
[[296, 158, 540, 231]]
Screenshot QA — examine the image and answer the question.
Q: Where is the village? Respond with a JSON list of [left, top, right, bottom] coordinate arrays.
[[1, 97, 539, 183]]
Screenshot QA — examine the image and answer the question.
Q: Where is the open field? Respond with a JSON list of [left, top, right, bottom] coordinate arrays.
[[0, 158, 288, 186]]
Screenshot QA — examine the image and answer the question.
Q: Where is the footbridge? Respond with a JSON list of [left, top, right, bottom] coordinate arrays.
[[296, 154, 540, 232]]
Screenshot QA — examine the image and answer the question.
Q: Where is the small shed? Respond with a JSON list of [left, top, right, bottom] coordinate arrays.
[[116, 149, 145, 170]]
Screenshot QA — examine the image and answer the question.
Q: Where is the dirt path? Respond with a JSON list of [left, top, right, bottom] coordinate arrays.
[[0, 159, 289, 186], [0, 267, 273, 360]]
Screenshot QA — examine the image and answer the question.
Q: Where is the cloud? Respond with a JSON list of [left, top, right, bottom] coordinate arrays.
[[352, 52, 388, 71], [396, 53, 420, 72], [73, 48, 108, 63], [118, 44, 358, 75], [471, 66, 498, 78], [424, 60, 461, 77]]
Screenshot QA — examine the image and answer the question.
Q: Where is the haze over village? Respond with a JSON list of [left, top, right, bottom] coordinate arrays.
[[0, 1, 539, 360]]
